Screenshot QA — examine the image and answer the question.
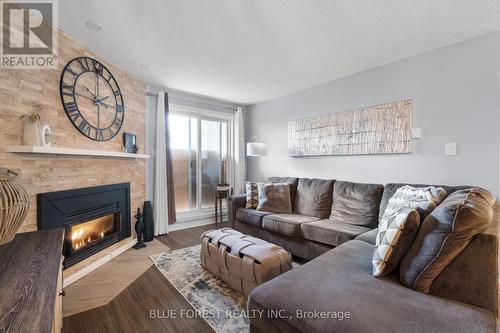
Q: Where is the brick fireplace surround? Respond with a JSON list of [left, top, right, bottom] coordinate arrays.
[[0, 30, 147, 277]]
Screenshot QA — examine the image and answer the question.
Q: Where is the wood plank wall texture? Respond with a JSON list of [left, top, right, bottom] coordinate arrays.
[[0, 30, 147, 236]]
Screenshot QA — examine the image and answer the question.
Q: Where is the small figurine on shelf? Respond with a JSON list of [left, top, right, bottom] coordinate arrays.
[[133, 207, 146, 250], [123, 132, 137, 154]]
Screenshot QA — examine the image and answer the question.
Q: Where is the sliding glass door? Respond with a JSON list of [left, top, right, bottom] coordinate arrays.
[[169, 114, 198, 213], [169, 111, 229, 221]]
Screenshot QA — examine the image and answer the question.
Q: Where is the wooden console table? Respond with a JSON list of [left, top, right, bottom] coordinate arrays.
[[0, 228, 64, 333]]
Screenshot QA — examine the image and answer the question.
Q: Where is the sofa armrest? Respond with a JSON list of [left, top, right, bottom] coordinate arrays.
[[228, 194, 247, 228], [429, 232, 498, 315]]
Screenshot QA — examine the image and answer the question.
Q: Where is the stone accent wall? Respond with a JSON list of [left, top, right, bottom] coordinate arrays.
[[0, 30, 147, 237]]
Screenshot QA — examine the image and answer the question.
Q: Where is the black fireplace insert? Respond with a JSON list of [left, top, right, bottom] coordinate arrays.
[[37, 183, 131, 268]]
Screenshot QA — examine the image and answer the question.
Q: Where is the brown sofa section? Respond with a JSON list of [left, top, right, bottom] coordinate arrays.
[[248, 240, 496, 333], [233, 219, 332, 260], [235, 208, 271, 228], [230, 178, 378, 259], [300, 219, 371, 247], [229, 177, 498, 332], [262, 214, 320, 237]]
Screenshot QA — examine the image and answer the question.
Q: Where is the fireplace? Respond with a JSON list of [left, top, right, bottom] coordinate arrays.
[[37, 183, 131, 268]]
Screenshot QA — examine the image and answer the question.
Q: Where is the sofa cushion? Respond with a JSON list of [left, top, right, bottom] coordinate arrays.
[[400, 188, 495, 293], [267, 177, 299, 205], [245, 181, 259, 209], [329, 181, 383, 228], [355, 228, 378, 245], [372, 208, 420, 277], [300, 219, 371, 247], [256, 183, 292, 213], [262, 214, 320, 237], [293, 178, 334, 218], [379, 183, 471, 222], [248, 240, 496, 333], [236, 208, 272, 228]]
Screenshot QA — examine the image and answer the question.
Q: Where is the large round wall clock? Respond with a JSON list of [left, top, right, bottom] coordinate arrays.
[[59, 57, 124, 141]]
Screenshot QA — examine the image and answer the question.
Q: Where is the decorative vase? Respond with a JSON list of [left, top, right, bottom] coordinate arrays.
[[133, 207, 146, 250], [23, 120, 40, 146], [0, 168, 29, 246], [142, 201, 154, 242]]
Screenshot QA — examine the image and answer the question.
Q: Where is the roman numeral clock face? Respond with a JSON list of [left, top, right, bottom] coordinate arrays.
[[59, 57, 124, 141]]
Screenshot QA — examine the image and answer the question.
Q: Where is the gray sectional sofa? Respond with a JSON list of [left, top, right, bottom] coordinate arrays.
[[228, 177, 498, 333]]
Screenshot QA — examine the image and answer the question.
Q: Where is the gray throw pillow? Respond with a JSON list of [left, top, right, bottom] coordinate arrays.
[[399, 188, 495, 293], [257, 183, 292, 213]]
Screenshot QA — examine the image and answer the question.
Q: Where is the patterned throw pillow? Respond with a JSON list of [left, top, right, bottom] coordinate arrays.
[[245, 181, 259, 209], [372, 186, 447, 277], [380, 185, 447, 222], [372, 207, 420, 277]]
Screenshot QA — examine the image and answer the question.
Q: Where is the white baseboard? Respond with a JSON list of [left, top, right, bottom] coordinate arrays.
[[167, 217, 227, 232], [63, 239, 136, 288]]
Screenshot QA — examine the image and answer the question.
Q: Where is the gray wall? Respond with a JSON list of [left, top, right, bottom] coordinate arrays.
[[246, 32, 500, 197]]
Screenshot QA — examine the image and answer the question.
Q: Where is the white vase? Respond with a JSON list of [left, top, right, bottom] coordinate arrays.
[[23, 121, 40, 146]]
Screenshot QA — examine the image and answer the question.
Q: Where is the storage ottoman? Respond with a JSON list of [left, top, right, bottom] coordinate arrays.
[[200, 228, 292, 295]]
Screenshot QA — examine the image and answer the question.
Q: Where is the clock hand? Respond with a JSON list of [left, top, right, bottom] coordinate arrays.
[[99, 101, 114, 109], [82, 85, 97, 98], [96, 68, 99, 97], [74, 92, 95, 101], [96, 95, 110, 103]]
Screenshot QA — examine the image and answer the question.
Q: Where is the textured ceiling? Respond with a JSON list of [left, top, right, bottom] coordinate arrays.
[[59, 0, 500, 104]]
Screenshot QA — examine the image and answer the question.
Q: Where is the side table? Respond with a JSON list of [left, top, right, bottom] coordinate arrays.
[[215, 184, 233, 226]]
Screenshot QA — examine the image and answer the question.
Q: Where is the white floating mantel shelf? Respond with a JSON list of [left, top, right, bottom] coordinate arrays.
[[7, 146, 150, 159]]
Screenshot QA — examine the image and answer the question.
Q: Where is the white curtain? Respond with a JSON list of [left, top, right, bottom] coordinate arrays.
[[154, 92, 168, 235], [234, 106, 246, 194]]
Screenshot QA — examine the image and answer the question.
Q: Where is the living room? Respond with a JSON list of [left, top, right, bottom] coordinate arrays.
[[0, 1, 498, 333]]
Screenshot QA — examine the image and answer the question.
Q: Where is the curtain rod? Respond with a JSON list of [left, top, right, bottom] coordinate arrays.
[[145, 91, 239, 110]]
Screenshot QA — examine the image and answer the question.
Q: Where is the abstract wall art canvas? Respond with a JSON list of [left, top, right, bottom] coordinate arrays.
[[288, 99, 413, 156]]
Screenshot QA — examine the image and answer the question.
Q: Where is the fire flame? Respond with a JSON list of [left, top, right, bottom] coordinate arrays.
[[72, 227, 106, 251]]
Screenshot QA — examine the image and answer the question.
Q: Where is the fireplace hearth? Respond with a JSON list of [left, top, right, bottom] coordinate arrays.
[[38, 183, 131, 268]]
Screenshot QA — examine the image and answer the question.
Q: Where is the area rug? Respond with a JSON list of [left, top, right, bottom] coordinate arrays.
[[150, 245, 250, 333], [150, 244, 301, 333]]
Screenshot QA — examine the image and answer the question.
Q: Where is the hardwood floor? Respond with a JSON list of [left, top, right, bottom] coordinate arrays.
[[64, 239, 169, 317], [63, 222, 227, 333]]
